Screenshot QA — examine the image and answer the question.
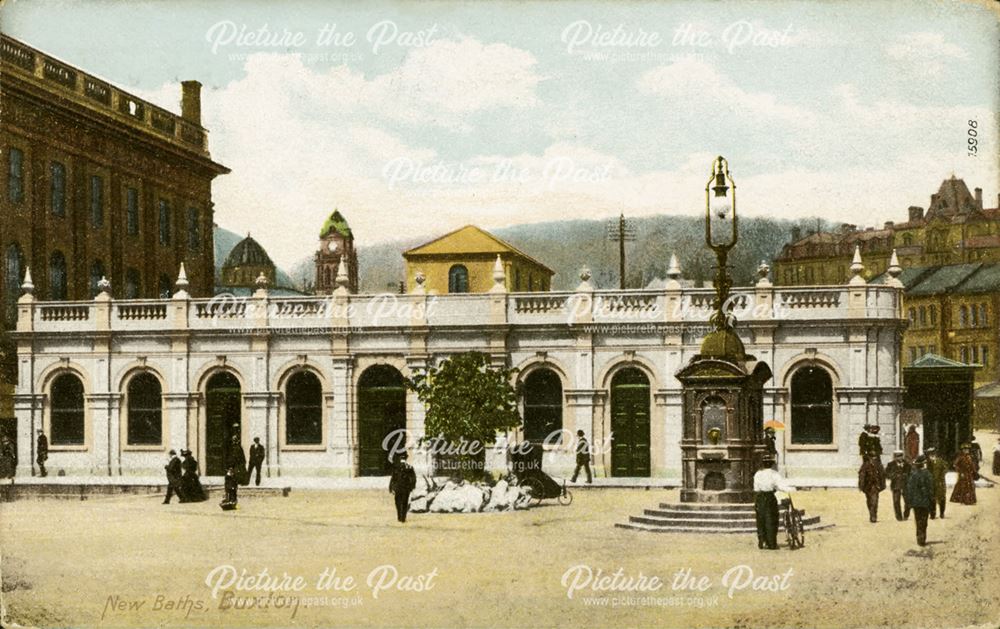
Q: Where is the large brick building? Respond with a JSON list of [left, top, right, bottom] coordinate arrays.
[[1, 35, 228, 417]]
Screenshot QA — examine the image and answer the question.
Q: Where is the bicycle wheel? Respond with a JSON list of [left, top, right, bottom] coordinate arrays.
[[557, 487, 573, 506], [792, 511, 805, 548], [519, 477, 544, 507]]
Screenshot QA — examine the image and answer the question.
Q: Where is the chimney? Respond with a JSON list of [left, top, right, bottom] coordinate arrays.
[[974, 187, 983, 209], [908, 206, 924, 221], [930, 193, 940, 210], [181, 80, 202, 125], [791, 226, 802, 241], [884, 221, 894, 230]]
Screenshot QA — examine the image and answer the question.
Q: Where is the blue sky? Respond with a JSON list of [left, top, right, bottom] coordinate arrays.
[[4, 0, 998, 268]]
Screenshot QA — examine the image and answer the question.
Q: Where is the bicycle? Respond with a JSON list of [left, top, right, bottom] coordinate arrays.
[[781, 495, 805, 549]]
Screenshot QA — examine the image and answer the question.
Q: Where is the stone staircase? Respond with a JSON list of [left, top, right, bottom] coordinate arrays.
[[616, 501, 830, 534]]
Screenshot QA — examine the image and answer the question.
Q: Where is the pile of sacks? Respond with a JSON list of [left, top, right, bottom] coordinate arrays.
[[408, 477, 532, 513]]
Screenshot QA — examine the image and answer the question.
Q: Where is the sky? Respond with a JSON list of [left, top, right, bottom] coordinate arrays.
[[3, 0, 998, 270]]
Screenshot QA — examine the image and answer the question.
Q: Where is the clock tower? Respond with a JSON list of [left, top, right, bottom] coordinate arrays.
[[315, 210, 359, 294]]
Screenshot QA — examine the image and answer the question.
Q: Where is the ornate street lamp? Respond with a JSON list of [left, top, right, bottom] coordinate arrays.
[[705, 155, 736, 332]]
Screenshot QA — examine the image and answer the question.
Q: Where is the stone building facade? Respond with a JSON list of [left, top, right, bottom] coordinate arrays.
[[774, 176, 999, 287], [403, 225, 554, 294], [0, 35, 228, 426], [12, 259, 906, 483]]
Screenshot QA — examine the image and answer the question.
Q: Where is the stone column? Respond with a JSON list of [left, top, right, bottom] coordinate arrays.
[[328, 358, 353, 476], [655, 388, 684, 480], [163, 393, 194, 453], [13, 393, 42, 477]]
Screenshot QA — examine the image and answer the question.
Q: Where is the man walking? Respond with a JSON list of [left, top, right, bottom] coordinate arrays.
[[926, 447, 948, 519], [571, 430, 593, 484], [905, 455, 934, 546], [389, 452, 417, 523], [858, 453, 885, 522], [248, 437, 265, 486], [163, 449, 183, 504], [753, 457, 794, 550], [36, 429, 48, 477], [885, 450, 911, 521]]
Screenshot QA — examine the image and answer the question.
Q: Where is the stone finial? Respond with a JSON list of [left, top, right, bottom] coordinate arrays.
[[756, 260, 772, 287], [489, 255, 507, 294], [412, 270, 426, 295], [94, 275, 112, 302], [20, 266, 34, 295], [576, 266, 594, 292], [667, 253, 681, 279], [334, 259, 350, 295], [848, 244, 866, 286], [255, 272, 269, 288], [173, 263, 190, 299], [885, 249, 903, 288]]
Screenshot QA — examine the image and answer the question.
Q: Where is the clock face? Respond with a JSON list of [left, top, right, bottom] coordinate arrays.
[[327, 241, 339, 253]]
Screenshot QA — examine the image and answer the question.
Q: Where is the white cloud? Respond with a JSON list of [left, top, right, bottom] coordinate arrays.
[[637, 55, 818, 127], [884, 32, 968, 76]]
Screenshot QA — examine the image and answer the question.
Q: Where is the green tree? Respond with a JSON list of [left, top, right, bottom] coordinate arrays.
[[405, 352, 521, 478]]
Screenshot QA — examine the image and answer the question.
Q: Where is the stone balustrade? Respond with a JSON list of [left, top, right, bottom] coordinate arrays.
[[17, 283, 903, 335], [2, 34, 208, 153]]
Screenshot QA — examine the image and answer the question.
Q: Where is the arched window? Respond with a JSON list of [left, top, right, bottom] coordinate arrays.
[[929, 305, 937, 326], [448, 265, 469, 293], [960, 346, 969, 363], [918, 306, 926, 327], [50, 373, 84, 445], [522, 368, 562, 442], [902, 233, 913, 246], [980, 304, 989, 326], [90, 260, 105, 297], [790, 366, 833, 444], [958, 305, 968, 328], [286, 371, 322, 445], [908, 308, 916, 324], [125, 268, 140, 299], [127, 372, 162, 445], [971, 304, 979, 327], [4, 243, 23, 327], [49, 251, 67, 300]]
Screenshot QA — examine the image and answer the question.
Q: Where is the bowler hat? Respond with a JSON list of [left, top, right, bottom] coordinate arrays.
[[169, 449, 177, 455]]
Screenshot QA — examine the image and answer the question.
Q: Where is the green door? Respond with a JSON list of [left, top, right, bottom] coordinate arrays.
[[205, 372, 241, 476], [610, 368, 651, 477], [358, 366, 407, 476]]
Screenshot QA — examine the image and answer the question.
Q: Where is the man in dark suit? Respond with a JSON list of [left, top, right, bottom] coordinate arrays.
[[571, 430, 593, 484], [885, 450, 911, 521], [248, 437, 265, 486], [858, 453, 885, 523], [36, 429, 48, 477], [389, 452, 417, 523], [163, 449, 183, 504], [227, 433, 248, 486], [905, 455, 934, 546]]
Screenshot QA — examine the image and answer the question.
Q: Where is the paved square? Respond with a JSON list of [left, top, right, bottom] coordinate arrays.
[[2, 480, 997, 628]]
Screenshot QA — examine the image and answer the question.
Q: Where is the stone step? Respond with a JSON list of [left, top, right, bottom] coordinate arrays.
[[659, 502, 757, 511], [644, 508, 803, 519], [629, 514, 821, 529], [615, 521, 834, 534]]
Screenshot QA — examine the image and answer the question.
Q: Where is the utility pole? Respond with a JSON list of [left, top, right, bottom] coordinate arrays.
[[606, 213, 636, 289]]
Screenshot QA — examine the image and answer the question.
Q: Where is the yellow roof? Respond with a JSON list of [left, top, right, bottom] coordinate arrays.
[[403, 225, 554, 274]]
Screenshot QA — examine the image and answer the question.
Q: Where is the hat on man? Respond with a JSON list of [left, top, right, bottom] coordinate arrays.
[[893, 450, 904, 459], [169, 449, 177, 456], [925, 447, 936, 454], [914, 455, 927, 466], [180, 449, 191, 456]]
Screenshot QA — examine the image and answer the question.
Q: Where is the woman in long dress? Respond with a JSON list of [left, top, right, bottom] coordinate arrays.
[[949, 444, 977, 505], [180, 450, 207, 503]]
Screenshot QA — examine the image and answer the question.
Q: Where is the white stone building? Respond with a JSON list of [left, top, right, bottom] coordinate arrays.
[[12, 259, 907, 482]]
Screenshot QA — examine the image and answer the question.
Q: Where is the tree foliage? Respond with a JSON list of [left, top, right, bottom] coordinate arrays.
[[405, 352, 521, 448]]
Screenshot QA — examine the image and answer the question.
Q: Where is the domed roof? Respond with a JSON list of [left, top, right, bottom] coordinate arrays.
[[223, 234, 274, 269], [320, 210, 352, 238], [699, 328, 746, 361]]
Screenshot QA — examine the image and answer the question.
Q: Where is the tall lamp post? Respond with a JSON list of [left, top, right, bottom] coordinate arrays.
[[705, 155, 737, 332], [675, 156, 771, 503]]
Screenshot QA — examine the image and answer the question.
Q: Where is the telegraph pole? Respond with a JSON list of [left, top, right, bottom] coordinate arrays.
[[606, 213, 636, 289]]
